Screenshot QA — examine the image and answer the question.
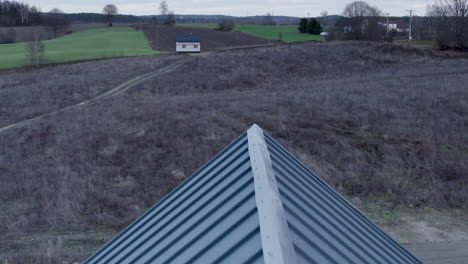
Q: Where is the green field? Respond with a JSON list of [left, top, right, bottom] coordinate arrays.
[[234, 25, 325, 42], [0, 27, 159, 69], [178, 23, 325, 42]]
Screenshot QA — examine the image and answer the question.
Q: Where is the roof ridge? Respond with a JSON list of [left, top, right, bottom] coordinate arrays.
[[247, 124, 298, 264]]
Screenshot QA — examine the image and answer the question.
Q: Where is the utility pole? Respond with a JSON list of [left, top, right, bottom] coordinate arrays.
[[406, 9, 414, 43], [385, 13, 390, 35], [307, 12, 309, 19]]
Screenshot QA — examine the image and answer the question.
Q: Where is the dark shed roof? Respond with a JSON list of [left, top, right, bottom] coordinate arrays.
[[176, 34, 201, 42], [85, 124, 421, 264]]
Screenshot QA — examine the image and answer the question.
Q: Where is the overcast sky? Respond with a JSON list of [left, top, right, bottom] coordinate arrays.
[[27, 0, 433, 17]]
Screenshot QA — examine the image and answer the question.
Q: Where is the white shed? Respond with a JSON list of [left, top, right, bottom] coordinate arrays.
[[176, 34, 201, 53]]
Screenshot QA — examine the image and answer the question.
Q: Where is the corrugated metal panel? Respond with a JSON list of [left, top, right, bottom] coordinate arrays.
[[263, 133, 422, 264], [84, 133, 264, 264]]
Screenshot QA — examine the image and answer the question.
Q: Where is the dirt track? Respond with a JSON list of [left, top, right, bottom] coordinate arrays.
[[405, 241, 468, 264], [142, 25, 274, 52], [0, 58, 187, 133]]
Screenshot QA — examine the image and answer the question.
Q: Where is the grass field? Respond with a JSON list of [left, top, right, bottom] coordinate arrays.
[[0, 27, 159, 69], [395, 40, 437, 46], [235, 25, 325, 42], [179, 23, 325, 42]]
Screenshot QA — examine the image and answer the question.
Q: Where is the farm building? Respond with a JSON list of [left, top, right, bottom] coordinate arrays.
[[383, 20, 410, 33], [84, 125, 421, 264], [176, 34, 201, 53]]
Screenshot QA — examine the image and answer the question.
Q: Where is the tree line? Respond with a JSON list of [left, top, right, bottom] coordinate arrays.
[[321, 0, 468, 49], [0, 0, 41, 26]]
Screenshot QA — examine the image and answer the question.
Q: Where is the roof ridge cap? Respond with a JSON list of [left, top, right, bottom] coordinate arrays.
[[247, 124, 297, 264]]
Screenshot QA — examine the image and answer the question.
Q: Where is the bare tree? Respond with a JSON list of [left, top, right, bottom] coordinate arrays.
[[44, 8, 69, 38], [18, 3, 30, 24], [432, 0, 468, 48], [27, 31, 46, 67], [103, 4, 118, 27], [343, 1, 383, 40], [159, 1, 169, 16], [159, 1, 175, 24], [320, 10, 329, 27], [262, 13, 276, 25]]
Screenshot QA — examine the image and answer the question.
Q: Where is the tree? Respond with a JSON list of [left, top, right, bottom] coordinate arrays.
[[159, 1, 175, 25], [263, 13, 276, 25], [432, 0, 468, 48], [103, 4, 118, 27], [320, 10, 329, 26], [44, 8, 69, 38], [0, 1, 41, 26], [298, 18, 308, 33], [314, 20, 323, 34], [27, 30, 45, 67], [307, 18, 318, 34], [167, 11, 175, 25], [0, 28, 16, 44], [218, 17, 235, 31], [159, 1, 168, 16], [343, 1, 383, 40]]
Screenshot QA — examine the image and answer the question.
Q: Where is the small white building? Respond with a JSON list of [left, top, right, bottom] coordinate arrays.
[[176, 34, 201, 53]]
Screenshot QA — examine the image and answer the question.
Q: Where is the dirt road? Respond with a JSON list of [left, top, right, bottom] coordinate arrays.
[[405, 241, 468, 264]]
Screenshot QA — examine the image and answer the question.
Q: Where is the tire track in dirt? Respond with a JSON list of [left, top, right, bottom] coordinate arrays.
[[0, 59, 188, 133]]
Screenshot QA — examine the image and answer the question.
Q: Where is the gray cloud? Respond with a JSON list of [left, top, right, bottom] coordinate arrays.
[[27, 0, 432, 16]]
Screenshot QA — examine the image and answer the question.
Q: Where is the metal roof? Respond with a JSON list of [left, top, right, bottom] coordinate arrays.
[[85, 124, 421, 264], [176, 34, 201, 42]]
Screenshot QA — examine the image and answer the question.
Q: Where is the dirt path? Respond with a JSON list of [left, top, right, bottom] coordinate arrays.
[[405, 240, 468, 264], [0, 59, 187, 133]]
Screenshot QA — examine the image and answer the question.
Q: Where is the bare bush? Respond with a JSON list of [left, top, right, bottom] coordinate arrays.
[[0, 28, 16, 44], [26, 30, 45, 67], [218, 18, 235, 31]]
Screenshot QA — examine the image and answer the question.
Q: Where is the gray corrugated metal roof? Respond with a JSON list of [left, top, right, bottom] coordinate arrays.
[[264, 132, 421, 264], [85, 124, 421, 264], [84, 133, 264, 264], [176, 34, 201, 42]]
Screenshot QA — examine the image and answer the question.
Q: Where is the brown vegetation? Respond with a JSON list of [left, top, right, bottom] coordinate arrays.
[[0, 54, 182, 125], [142, 25, 273, 52], [0, 41, 467, 261]]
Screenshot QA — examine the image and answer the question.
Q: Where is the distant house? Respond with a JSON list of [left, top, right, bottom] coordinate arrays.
[[381, 20, 409, 33], [176, 34, 201, 53]]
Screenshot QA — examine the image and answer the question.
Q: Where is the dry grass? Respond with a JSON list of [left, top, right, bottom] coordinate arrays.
[[0, 54, 182, 125], [0, 41, 467, 262]]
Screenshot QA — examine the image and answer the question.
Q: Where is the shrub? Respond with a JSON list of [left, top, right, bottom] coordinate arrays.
[[298, 18, 308, 33], [0, 28, 16, 44], [218, 18, 235, 31], [437, 38, 449, 51]]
